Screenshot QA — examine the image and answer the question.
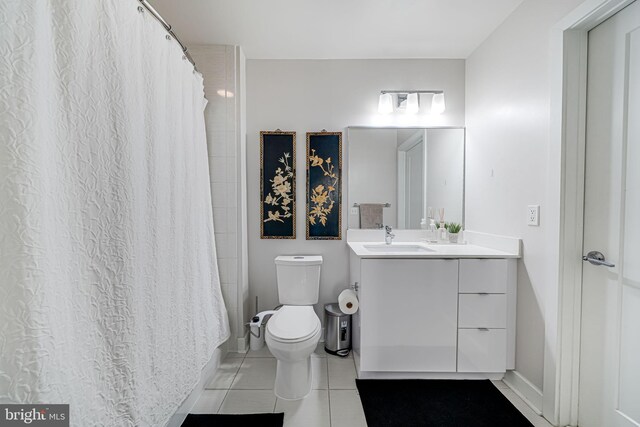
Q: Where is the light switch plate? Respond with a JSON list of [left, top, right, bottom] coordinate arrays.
[[350, 207, 359, 215], [527, 205, 540, 226]]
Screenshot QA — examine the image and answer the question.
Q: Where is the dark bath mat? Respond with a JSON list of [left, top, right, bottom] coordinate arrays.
[[356, 379, 534, 427], [181, 412, 284, 427]]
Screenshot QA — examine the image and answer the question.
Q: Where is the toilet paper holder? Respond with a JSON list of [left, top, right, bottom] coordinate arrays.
[[351, 282, 359, 292]]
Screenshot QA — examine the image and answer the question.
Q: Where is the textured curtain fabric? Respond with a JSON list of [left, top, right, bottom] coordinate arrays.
[[0, 1, 230, 425]]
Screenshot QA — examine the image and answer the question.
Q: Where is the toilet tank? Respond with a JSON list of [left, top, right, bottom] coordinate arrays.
[[274, 256, 323, 305]]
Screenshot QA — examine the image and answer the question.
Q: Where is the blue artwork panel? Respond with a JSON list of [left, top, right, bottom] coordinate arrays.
[[306, 132, 342, 240], [261, 131, 296, 239]]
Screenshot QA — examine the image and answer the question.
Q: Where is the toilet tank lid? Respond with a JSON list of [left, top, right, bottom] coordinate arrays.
[[275, 255, 323, 266]]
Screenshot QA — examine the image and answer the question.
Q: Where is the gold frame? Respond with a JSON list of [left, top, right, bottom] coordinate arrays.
[[260, 130, 296, 239], [306, 131, 342, 240]]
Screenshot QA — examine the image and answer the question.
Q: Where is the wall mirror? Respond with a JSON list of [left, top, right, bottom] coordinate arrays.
[[347, 127, 465, 229]]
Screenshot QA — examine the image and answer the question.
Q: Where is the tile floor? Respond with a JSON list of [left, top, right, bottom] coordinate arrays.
[[191, 344, 553, 427]]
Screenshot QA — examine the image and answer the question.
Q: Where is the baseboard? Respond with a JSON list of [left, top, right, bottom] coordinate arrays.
[[165, 348, 222, 427], [503, 370, 543, 415], [358, 371, 505, 380]]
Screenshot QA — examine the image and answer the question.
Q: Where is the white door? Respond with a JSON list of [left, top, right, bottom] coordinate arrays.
[[579, 2, 640, 426], [404, 141, 424, 229]]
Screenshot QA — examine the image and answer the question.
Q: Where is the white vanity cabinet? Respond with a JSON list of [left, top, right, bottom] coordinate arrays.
[[350, 250, 517, 379], [359, 259, 459, 372]]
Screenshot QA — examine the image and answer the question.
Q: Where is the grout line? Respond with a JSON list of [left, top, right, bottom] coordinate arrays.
[[216, 387, 231, 414], [327, 389, 333, 427], [226, 357, 244, 390], [325, 358, 330, 390]]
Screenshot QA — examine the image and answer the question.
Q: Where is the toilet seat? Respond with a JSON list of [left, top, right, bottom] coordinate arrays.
[[267, 306, 320, 343]]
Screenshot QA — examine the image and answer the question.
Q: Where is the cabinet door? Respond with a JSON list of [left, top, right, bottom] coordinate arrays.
[[350, 252, 362, 355], [458, 294, 507, 328], [457, 328, 506, 373], [459, 259, 508, 293], [360, 259, 459, 372]]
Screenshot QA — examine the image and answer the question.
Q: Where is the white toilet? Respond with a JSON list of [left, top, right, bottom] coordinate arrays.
[[265, 255, 323, 400]]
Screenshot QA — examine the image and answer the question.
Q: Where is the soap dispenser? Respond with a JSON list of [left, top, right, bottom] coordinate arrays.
[[439, 223, 448, 242], [428, 219, 438, 243]]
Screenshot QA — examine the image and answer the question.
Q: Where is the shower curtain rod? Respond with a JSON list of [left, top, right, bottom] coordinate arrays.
[[137, 0, 197, 71]]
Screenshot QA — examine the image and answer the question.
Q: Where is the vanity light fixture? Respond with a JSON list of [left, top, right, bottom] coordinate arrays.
[[378, 92, 393, 114], [377, 90, 445, 114], [406, 92, 420, 114], [431, 92, 445, 114]]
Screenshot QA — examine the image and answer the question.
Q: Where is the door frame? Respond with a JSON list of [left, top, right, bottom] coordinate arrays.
[[397, 130, 426, 228], [550, 0, 635, 425]]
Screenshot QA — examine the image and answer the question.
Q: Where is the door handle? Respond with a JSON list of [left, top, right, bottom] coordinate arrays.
[[582, 251, 615, 268]]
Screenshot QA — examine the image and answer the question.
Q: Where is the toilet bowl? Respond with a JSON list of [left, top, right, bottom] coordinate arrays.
[[266, 305, 321, 400]]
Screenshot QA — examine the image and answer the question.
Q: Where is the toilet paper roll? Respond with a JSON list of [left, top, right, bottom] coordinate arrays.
[[338, 289, 359, 315]]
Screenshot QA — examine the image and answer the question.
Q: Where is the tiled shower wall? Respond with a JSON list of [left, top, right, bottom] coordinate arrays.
[[190, 45, 248, 353]]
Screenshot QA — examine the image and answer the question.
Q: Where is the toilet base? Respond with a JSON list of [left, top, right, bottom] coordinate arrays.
[[274, 357, 313, 400]]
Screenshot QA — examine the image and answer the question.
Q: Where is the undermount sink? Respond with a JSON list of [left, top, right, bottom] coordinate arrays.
[[363, 244, 434, 253]]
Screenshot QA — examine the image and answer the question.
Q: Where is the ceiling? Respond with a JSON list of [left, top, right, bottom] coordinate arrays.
[[149, 0, 523, 59]]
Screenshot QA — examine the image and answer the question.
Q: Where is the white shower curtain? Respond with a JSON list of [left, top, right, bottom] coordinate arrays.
[[0, 1, 230, 425]]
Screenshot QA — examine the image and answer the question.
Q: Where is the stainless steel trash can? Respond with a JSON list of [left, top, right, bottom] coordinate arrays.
[[324, 303, 351, 357]]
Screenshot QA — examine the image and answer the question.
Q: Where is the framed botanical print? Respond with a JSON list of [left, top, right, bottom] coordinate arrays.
[[306, 131, 342, 240], [260, 131, 296, 239]]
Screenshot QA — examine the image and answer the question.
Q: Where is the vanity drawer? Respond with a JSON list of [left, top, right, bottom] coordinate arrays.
[[457, 328, 506, 373], [458, 294, 507, 328], [459, 259, 508, 293]]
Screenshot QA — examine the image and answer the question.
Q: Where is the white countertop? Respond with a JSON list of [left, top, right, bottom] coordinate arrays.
[[347, 241, 520, 259]]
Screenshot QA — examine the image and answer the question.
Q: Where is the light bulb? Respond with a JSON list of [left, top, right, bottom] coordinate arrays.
[[431, 93, 445, 114], [406, 93, 419, 114], [378, 93, 393, 114]]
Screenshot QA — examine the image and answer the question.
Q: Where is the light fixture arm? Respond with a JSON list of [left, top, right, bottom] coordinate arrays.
[[380, 90, 444, 95]]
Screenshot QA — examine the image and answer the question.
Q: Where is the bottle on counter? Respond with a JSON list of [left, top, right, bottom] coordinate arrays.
[[439, 221, 448, 242], [428, 219, 438, 243]]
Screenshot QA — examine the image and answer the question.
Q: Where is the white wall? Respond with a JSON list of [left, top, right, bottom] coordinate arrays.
[[347, 128, 398, 228], [247, 59, 465, 325], [190, 45, 248, 352], [465, 0, 584, 398]]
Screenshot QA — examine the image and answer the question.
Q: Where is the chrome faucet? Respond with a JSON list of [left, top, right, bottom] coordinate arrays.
[[384, 225, 395, 245]]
